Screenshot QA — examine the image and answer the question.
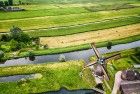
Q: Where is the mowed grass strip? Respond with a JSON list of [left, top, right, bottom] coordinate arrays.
[[40, 24, 140, 48], [1, 7, 140, 32], [28, 16, 140, 37], [0, 60, 95, 94]]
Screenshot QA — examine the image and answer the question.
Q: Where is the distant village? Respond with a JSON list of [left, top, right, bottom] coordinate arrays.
[[0, 0, 25, 12]]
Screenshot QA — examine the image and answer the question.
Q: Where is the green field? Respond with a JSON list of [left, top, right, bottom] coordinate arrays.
[[0, 3, 139, 20], [0, 0, 140, 94], [0, 7, 90, 20], [1, 7, 140, 32], [27, 16, 140, 37], [0, 0, 140, 58], [1, 0, 139, 4], [0, 61, 95, 94]]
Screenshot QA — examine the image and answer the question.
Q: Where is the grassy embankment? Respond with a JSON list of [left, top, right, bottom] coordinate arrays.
[[18, 34, 140, 57], [0, 60, 95, 94], [1, 47, 140, 94], [0, 7, 140, 32]]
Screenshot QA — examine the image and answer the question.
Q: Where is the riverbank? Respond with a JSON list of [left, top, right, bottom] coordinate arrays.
[[1, 34, 140, 63], [19, 35, 140, 57], [0, 60, 95, 94]]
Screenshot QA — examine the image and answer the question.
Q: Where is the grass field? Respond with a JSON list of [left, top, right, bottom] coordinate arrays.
[[1, 7, 140, 32], [0, 7, 90, 20], [27, 16, 140, 37], [0, 0, 140, 94], [40, 24, 140, 48], [1, 0, 139, 4], [0, 60, 95, 94], [0, 0, 140, 59], [0, 3, 138, 20]]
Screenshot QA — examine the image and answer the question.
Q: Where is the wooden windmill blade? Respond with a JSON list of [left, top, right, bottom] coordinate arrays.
[[101, 65, 110, 81], [104, 53, 121, 61], [90, 43, 100, 59], [84, 61, 97, 68]]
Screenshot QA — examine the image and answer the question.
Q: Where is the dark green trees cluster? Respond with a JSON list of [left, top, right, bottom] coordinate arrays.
[[0, 0, 13, 7], [0, 26, 30, 51]]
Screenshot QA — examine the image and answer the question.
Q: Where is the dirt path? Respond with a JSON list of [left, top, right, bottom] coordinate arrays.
[[40, 24, 140, 48]]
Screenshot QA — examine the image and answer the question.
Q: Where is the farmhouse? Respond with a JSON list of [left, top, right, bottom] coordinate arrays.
[[2, 6, 25, 12]]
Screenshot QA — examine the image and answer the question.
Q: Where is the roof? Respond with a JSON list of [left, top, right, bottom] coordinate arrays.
[[120, 80, 140, 94]]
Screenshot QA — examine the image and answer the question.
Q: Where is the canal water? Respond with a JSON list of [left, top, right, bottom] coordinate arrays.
[[0, 74, 35, 82], [1, 40, 140, 67]]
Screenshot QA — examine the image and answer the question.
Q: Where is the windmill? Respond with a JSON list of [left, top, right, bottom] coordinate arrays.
[[84, 42, 121, 81]]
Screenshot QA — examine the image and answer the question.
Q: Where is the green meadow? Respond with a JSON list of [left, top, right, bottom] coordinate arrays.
[[1, 7, 140, 32], [26, 16, 140, 37]]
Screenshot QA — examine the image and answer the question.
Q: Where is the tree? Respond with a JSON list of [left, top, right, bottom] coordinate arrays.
[[28, 51, 35, 61], [0, 43, 2, 50], [19, 0, 22, 5], [0, 34, 10, 42], [10, 26, 30, 43], [0, 50, 4, 59], [4, 1, 9, 6], [0, 1, 4, 7], [10, 26, 22, 41], [107, 41, 113, 50], [8, 0, 13, 6], [9, 39, 21, 51]]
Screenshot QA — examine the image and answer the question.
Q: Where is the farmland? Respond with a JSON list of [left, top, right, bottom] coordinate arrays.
[[40, 24, 140, 48], [0, 0, 140, 93], [1, 7, 140, 32], [0, 47, 140, 93], [0, 0, 140, 58]]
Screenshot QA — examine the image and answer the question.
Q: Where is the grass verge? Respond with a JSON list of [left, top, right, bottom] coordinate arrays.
[[0, 60, 95, 94]]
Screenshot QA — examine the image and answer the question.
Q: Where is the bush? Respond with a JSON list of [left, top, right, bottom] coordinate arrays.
[[10, 26, 30, 43], [107, 41, 113, 50], [44, 44, 48, 49], [0, 50, 4, 59], [33, 73, 43, 79], [58, 54, 66, 62], [17, 78, 30, 86], [9, 39, 21, 51], [0, 34, 10, 42], [27, 51, 35, 61]]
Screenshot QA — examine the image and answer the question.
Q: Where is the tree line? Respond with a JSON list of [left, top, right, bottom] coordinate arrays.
[[0, 0, 13, 7]]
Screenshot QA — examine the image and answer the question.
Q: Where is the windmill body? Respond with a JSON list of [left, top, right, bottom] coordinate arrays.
[[84, 42, 120, 81]]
